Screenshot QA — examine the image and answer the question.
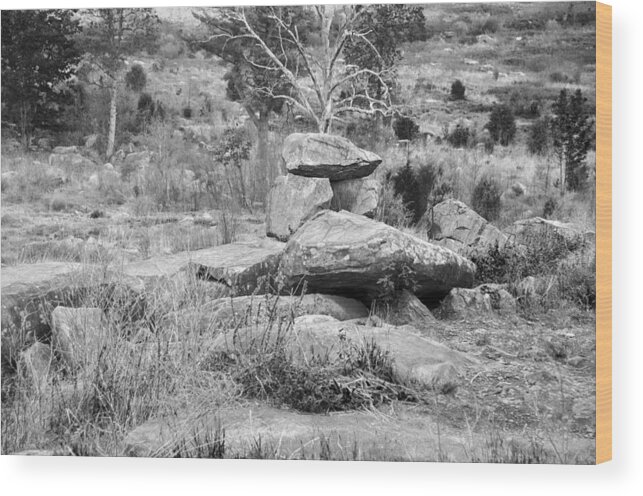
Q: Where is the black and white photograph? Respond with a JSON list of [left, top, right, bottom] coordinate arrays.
[[1, 2, 602, 464]]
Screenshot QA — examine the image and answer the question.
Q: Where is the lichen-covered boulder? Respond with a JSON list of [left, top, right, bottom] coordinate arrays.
[[429, 199, 508, 256], [282, 133, 382, 181], [266, 175, 333, 241], [279, 210, 475, 305]]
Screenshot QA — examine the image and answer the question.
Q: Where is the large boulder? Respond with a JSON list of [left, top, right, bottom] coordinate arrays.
[[282, 133, 382, 181], [51, 307, 106, 368], [279, 210, 475, 305], [429, 199, 508, 256], [503, 217, 588, 247], [211, 318, 476, 390], [331, 177, 380, 218], [266, 175, 333, 241], [122, 239, 285, 295], [1, 262, 87, 342], [124, 402, 479, 460]]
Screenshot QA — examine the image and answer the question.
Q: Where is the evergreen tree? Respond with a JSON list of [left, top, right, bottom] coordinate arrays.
[[551, 89, 593, 191]]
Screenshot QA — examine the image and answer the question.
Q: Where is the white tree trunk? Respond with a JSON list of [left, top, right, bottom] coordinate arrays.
[[106, 86, 117, 159]]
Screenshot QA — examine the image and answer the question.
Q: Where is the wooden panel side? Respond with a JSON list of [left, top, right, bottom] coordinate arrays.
[[595, 1, 612, 465]]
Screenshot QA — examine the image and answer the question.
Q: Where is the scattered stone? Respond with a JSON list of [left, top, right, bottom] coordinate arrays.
[[52, 145, 78, 154], [508, 182, 527, 198], [279, 210, 475, 305], [48, 153, 94, 170], [124, 402, 474, 460], [211, 318, 477, 390], [18, 342, 52, 390], [266, 175, 333, 241], [84, 134, 99, 149], [567, 356, 588, 368], [429, 199, 508, 256], [516, 275, 557, 301], [438, 283, 516, 319], [504, 217, 587, 248], [282, 133, 382, 181], [123, 151, 151, 169], [438, 287, 492, 319], [331, 177, 380, 218], [162, 294, 369, 335], [37, 138, 52, 150], [293, 314, 339, 326], [51, 307, 106, 368], [477, 34, 497, 44], [378, 289, 437, 329], [477, 283, 517, 314], [1, 170, 18, 189]]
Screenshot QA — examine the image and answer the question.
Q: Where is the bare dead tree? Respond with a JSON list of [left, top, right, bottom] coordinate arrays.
[[195, 5, 394, 134]]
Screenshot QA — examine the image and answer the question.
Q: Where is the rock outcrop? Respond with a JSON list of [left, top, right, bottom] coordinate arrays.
[[266, 175, 333, 241], [124, 402, 477, 460], [331, 177, 380, 218], [282, 133, 382, 181], [279, 210, 475, 304], [123, 239, 285, 295], [429, 199, 508, 255], [1, 262, 88, 342]]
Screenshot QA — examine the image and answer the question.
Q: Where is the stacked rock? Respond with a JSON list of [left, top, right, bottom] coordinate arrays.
[[266, 133, 383, 241]]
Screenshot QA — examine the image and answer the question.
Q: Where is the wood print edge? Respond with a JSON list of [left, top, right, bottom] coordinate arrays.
[[595, 1, 612, 465]]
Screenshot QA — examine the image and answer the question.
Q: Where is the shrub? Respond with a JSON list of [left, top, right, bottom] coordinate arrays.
[[485, 104, 516, 146], [393, 116, 419, 141], [471, 176, 502, 221], [183, 107, 193, 119], [136, 93, 155, 132], [542, 197, 558, 218], [470, 233, 594, 310], [446, 124, 471, 148], [450, 79, 466, 100], [125, 64, 147, 92], [527, 116, 551, 155], [391, 162, 448, 224], [374, 182, 413, 229], [549, 71, 571, 83]]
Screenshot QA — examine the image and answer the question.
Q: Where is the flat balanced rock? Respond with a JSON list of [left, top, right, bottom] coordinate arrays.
[[266, 175, 333, 241], [279, 210, 476, 304], [282, 133, 382, 181]]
